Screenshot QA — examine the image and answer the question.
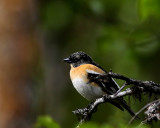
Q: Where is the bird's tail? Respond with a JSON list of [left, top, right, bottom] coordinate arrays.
[[120, 100, 136, 117], [110, 98, 140, 119], [120, 99, 140, 119]]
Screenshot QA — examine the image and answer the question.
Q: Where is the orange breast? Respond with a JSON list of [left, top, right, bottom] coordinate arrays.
[[70, 64, 105, 82]]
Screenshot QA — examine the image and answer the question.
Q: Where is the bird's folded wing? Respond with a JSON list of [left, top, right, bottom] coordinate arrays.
[[86, 70, 119, 94]]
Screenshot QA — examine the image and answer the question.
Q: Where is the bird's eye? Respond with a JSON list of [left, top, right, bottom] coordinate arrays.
[[73, 57, 78, 62]]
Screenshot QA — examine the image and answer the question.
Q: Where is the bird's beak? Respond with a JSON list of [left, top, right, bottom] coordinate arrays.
[[63, 57, 72, 63]]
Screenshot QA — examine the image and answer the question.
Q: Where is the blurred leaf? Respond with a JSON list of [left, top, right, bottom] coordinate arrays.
[[34, 116, 60, 128], [134, 38, 159, 57], [80, 122, 99, 128], [100, 123, 114, 128], [137, 124, 150, 128], [88, 0, 104, 15], [139, 0, 160, 20], [119, 0, 139, 25], [133, 32, 159, 57]]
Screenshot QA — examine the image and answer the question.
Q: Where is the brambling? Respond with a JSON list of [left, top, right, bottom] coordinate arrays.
[[64, 51, 135, 116]]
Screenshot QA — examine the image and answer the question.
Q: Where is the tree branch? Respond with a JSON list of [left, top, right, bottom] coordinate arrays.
[[73, 71, 160, 127], [106, 72, 160, 93], [128, 99, 160, 125]]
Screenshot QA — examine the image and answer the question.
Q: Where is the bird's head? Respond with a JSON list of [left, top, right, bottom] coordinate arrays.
[[64, 51, 93, 67]]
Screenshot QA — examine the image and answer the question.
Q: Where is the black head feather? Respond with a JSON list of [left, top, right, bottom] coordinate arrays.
[[64, 51, 93, 67], [64, 51, 106, 72]]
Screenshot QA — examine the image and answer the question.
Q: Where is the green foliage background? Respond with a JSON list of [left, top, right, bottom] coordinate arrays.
[[36, 0, 160, 127]]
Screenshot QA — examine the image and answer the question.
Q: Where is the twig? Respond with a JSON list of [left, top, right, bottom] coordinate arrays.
[[107, 72, 160, 93], [128, 99, 160, 125], [114, 82, 128, 96]]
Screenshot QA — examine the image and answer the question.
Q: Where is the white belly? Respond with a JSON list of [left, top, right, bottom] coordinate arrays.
[[71, 77, 104, 101]]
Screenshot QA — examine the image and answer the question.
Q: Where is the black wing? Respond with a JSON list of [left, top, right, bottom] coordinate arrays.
[[87, 72, 119, 94], [90, 61, 120, 93]]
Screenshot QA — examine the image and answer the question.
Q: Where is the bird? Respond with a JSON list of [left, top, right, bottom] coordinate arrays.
[[64, 51, 135, 116]]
